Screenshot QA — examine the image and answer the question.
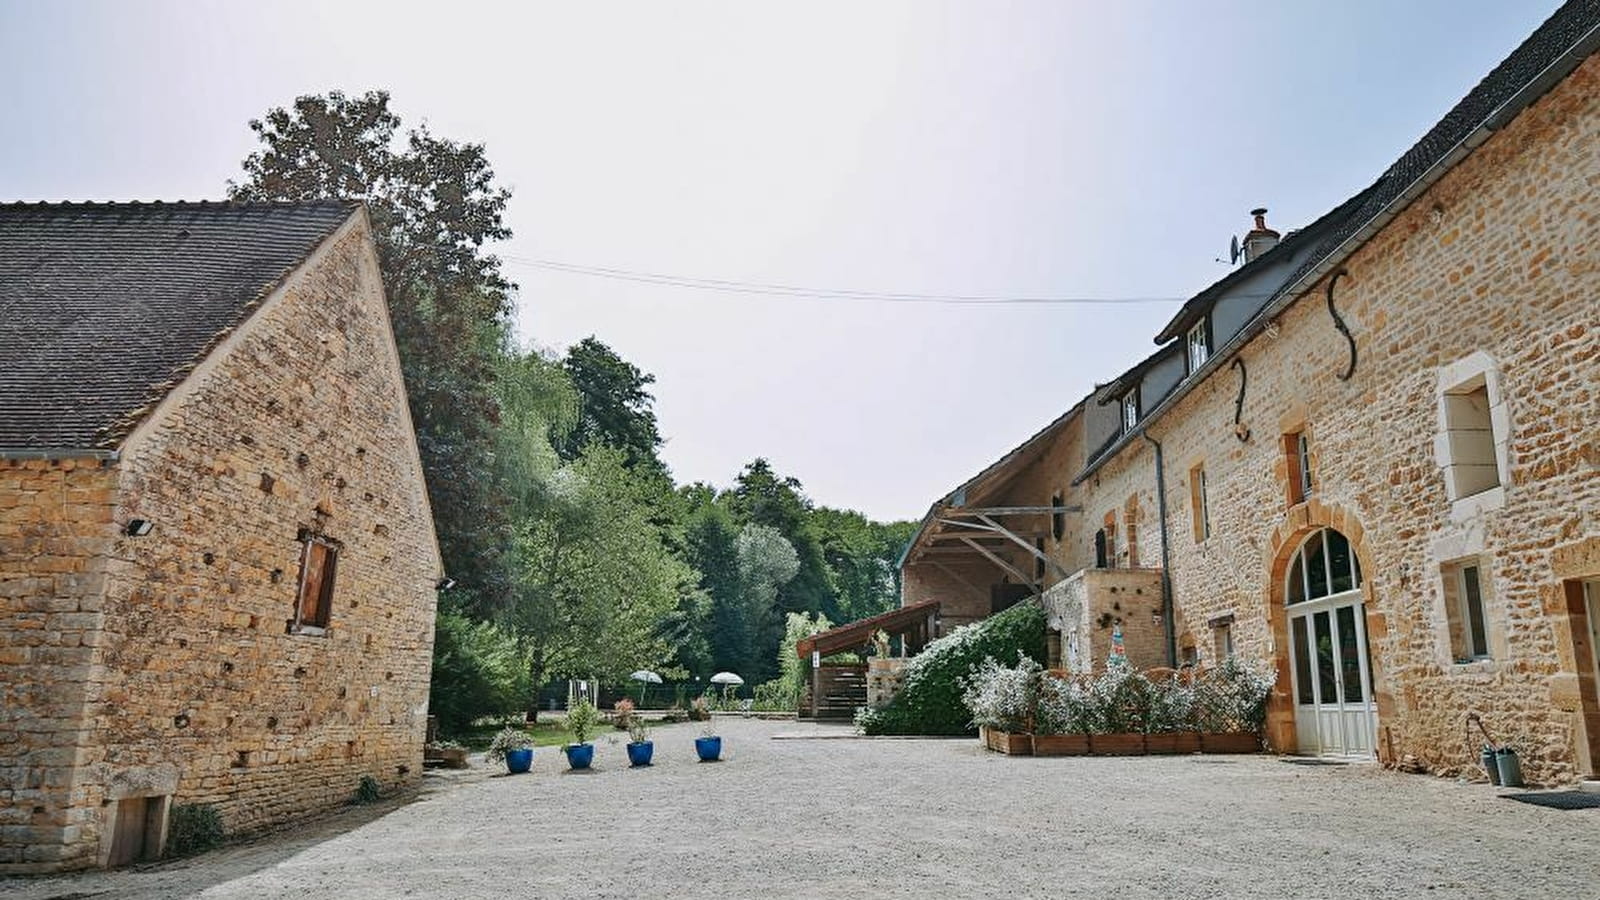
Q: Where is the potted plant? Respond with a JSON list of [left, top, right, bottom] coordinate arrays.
[[694, 724, 722, 762], [486, 726, 535, 774], [613, 697, 636, 731], [563, 699, 599, 770], [626, 716, 654, 767]]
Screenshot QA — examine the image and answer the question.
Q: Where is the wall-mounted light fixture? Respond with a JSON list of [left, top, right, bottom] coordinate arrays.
[[436, 577, 457, 591], [124, 519, 153, 537]]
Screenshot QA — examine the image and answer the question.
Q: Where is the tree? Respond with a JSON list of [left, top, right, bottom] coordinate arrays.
[[728, 459, 837, 621], [557, 336, 665, 473], [733, 523, 800, 682], [228, 90, 518, 611], [509, 448, 690, 718]]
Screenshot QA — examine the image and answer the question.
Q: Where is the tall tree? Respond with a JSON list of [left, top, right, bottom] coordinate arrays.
[[227, 90, 517, 610], [510, 447, 690, 718], [557, 336, 664, 473], [728, 459, 837, 621]]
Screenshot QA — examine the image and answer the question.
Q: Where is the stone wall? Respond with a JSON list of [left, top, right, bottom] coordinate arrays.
[[1139, 53, 1600, 782], [1042, 568, 1166, 673], [0, 213, 442, 872], [0, 458, 117, 871]]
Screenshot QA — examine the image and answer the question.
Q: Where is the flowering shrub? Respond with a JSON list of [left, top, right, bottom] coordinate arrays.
[[485, 726, 533, 764], [962, 654, 1277, 735], [856, 601, 1047, 735], [960, 654, 1041, 732], [1193, 654, 1276, 732], [613, 698, 636, 730]]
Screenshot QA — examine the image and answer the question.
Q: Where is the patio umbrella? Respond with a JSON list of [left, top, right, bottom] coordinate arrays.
[[630, 670, 663, 706], [709, 672, 744, 685]]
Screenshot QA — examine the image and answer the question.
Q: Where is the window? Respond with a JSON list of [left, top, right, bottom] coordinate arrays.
[[1440, 378, 1500, 499], [1285, 430, 1313, 505], [1050, 492, 1064, 542], [1441, 559, 1491, 661], [294, 534, 338, 631], [1213, 619, 1234, 660], [1187, 318, 1210, 373], [1093, 529, 1109, 569], [1189, 464, 1210, 542], [1285, 528, 1361, 605], [1121, 388, 1139, 434]]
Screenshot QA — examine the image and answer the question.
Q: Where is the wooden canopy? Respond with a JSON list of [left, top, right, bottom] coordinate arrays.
[[796, 600, 942, 659]]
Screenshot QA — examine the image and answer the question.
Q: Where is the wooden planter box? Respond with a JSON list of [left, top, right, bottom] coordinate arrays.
[[424, 746, 468, 769], [1146, 732, 1201, 755], [980, 726, 1034, 755], [1031, 734, 1091, 756], [1089, 733, 1147, 755], [1200, 731, 1261, 753]]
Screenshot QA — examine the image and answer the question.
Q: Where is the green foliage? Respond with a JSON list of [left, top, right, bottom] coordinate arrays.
[[428, 610, 528, 735], [960, 654, 1042, 732], [165, 803, 224, 858], [970, 656, 1277, 736], [228, 90, 518, 613], [856, 601, 1047, 735], [511, 447, 690, 699], [354, 775, 383, 805], [565, 699, 600, 745], [486, 726, 534, 763], [557, 336, 665, 474]]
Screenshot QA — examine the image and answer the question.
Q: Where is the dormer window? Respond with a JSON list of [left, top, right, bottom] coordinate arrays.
[[1121, 389, 1139, 434], [1187, 319, 1210, 373]]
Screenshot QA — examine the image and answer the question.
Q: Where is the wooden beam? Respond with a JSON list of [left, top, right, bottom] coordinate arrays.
[[976, 514, 1073, 579], [959, 537, 1036, 588], [942, 505, 1084, 516]]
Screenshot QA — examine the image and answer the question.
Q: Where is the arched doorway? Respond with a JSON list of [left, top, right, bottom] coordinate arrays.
[[1284, 527, 1377, 757]]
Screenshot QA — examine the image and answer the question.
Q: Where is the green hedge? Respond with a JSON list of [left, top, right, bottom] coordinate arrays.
[[856, 601, 1046, 735]]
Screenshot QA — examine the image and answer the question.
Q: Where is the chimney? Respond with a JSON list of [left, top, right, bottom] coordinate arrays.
[[1242, 207, 1280, 263]]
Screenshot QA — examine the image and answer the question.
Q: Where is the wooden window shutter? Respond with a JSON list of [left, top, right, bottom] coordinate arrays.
[[298, 540, 336, 628]]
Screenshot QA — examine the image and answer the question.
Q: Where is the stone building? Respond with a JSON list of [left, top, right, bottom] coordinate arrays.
[[0, 201, 444, 872], [896, 2, 1599, 783]]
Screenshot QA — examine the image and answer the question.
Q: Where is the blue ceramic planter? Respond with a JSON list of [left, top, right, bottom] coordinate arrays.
[[695, 736, 722, 762], [504, 747, 533, 774], [626, 741, 654, 767], [565, 743, 595, 769]]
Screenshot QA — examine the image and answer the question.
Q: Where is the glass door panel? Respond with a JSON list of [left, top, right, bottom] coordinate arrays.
[[1314, 611, 1336, 705], [1336, 605, 1363, 702], [1293, 617, 1314, 705]]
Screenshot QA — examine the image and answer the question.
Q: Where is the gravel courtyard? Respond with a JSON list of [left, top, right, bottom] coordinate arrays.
[[7, 717, 1599, 899]]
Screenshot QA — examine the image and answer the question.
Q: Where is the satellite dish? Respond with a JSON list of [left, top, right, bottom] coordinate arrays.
[[1229, 234, 1242, 265]]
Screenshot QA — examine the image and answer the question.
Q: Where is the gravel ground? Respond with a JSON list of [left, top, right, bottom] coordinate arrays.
[[6, 717, 1599, 899]]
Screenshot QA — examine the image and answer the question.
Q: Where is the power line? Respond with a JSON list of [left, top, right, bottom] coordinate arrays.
[[497, 254, 1186, 306]]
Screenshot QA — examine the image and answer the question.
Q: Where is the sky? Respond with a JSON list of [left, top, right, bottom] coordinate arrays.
[[0, 1, 1561, 521]]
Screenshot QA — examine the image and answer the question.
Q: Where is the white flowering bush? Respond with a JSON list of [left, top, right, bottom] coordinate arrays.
[[1193, 654, 1277, 732], [966, 654, 1278, 736], [960, 654, 1041, 732]]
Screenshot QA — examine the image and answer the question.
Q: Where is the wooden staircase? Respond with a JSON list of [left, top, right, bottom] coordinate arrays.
[[810, 664, 867, 720]]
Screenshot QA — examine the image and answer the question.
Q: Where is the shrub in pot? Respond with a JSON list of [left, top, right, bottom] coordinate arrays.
[[614, 698, 636, 731], [626, 716, 654, 767], [695, 725, 722, 762], [563, 700, 600, 770], [487, 726, 535, 774]]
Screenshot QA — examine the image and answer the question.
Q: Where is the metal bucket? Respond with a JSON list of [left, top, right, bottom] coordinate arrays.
[[1495, 748, 1524, 788], [1481, 747, 1501, 785]]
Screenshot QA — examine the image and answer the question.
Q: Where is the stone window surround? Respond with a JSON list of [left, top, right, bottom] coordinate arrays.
[[1189, 462, 1210, 543], [1430, 528, 1506, 670], [1433, 350, 1510, 521]]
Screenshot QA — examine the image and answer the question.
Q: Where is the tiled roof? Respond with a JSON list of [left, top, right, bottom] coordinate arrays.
[[0, 200, 357, 451], [1280, 0, 1600, 300]]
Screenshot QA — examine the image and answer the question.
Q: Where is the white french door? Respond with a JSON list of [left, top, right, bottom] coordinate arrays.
[[1287, 590, 1376, 757]]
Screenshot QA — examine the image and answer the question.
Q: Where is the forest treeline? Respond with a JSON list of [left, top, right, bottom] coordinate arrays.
[[227, 91, 915, 730]]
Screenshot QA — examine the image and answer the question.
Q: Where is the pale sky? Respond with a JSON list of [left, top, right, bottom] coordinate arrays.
[[0, 1, 1558, 520]]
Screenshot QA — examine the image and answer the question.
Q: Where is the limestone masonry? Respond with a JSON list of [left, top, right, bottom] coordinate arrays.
[[898, 7, 1599, 785], [0, 204, 442, 872]]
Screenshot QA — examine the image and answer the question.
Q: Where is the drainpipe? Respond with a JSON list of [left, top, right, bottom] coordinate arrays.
[[1143, 432, 1177, 667]]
